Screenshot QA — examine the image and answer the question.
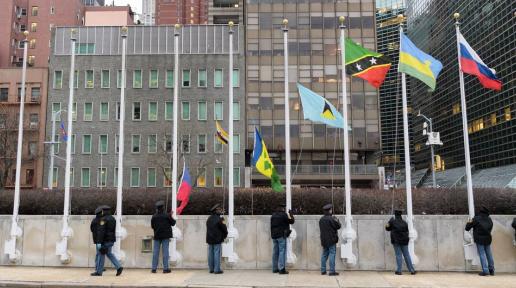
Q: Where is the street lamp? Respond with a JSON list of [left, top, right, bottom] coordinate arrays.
[[417, 110, 443, 188]]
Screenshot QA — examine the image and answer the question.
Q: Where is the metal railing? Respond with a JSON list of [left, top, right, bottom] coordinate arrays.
[[253, 164, 377, 176]]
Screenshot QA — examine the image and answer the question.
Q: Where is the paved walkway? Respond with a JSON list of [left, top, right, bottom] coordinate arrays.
[[0, 267, 514, 288]]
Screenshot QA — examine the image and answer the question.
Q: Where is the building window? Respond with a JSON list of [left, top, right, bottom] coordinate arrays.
[[100, 102, 109, 121], [29, 39, 36, 49], [148, 134, 157, 153], [232, 69, 239, 87], [198, 69, 207, 87], [233, 134, 240, 154], [181, 134, 190, 153], [117, 70, 124, 88], [147, 168, 156, 187], [130, 167, 140, 187], [98, 167, 107, 187], [197, 168, 206, 187], [182, 70, 191, 87], [214, 167, 223, 187], [50, 6, 55, 15], [75, 43, 95, 54], [69, 167, 74, 187], [233, 102, 240, 120], [214, 69, 223, 87], [31, 6, 38, 16], [115, 134, 119, 153], [52, 103, 61, 120], [133, 70, 142, 88], [52, 167, 58, 188], [164, 167, 172, 187], [31, 87, 40, 102], [214, 101, 223, 120], [27, 55, 35, 65], [181, 101, 190, 120], [132, 135, 141, 153], [198, 101, 207, 120], [452, 103, 461, 115], [82, 135, 92, 154], [99, 135, 108, 154], [81, 168, 90, 187], [101, 70, 110, 88], [113, 167, 118, 186], [116, 102, 120, 120], [165, 101, 173, 120], [53, 71, 63, 89], [198, 134, 207, 153], [71, 134, 76, 154], [53, 134, 60, 154], [30, 23, 37, 32], [83, 102, 93, 121], [490, 113, 497, 126], [166, 70, 174, 88], [133, 102, 141, 120], [504, 107, 511, 121], [28, 141, 37, 157], [233, 167, 240, 187], [85, 70, 94, 88], [149, 70, 158, 88], [214, 135, 223, 153], [72, 102, 77, 121], [73, 70, 78, 89], [0, 88, 8, 102], [415, 143, 421, 152], [164, 134, 172, 153], [148, 102, 158, 121]]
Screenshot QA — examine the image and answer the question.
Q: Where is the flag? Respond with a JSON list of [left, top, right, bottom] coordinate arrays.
[[458, 31, 502, 91], [399, 34, 443, 91], [297, 83, 348, 129], [176, 162, 192, 215], [215, 121, 228, 145], [59, 122, 68, 141], [251, 128, 283, 192], [345, 38, 391, 88]]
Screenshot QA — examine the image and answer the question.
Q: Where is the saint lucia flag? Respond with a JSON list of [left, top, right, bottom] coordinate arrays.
[[252, 128, 283, 192], [297, 83, 349, 130]]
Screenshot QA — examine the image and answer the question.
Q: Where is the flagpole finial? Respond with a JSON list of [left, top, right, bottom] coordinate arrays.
[[339, 16, 345, 25], [228, 21, 234, 27], [120, 26, 128, 38], [453, 12, 460, 21]]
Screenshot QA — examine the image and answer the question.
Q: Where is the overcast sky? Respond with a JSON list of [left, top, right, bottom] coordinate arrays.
[[112, 0, 142, 15]]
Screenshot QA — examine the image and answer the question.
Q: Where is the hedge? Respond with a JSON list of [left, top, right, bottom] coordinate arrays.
[[0, 188, 514, 215]]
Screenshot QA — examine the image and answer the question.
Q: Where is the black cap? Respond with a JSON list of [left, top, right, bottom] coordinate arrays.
[[479, 206, 489, 214], [101, 205, 111, 210], [210, 203, 221, 212], [323, 204, 333, 211], [95, 206, 103, 215], [394, 209, 403, 216], [155, 200, 165, 208], [278, 203, 286, 208]]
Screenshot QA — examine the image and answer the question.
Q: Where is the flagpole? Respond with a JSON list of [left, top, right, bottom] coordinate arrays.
[[55, 29, 77, 264], [113, 26, 128, 263], [399, 21, 418, 265], [170, 23, 183, 264], [339, 16, 357, 265]]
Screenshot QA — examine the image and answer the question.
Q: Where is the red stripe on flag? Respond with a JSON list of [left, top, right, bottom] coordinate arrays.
[[460, 58, 502, 91], [355, 64, 391, 88]]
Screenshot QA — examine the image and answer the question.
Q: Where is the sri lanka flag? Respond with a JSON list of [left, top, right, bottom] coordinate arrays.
[[252, 128, 283, 192], [60, 121, 68, 141], [345, 38, 391, 88], [458, 31, 502, 91], [176, 162, 192, 215]]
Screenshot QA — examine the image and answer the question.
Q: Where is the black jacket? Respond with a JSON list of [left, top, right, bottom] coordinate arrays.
[[465, 211, 493, 245], [512, 218, 516, 239], [90, 215, 105, 244], [206, 213, 228, 244], [270, 211, 295, 239], [151, 211, 176, 240], [385, 216, 409, 245], [101, 213, 117, 243], [319, 214, 341, 248]]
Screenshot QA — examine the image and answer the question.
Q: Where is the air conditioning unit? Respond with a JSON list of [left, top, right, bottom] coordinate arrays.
[[29, 122, 38, 129]]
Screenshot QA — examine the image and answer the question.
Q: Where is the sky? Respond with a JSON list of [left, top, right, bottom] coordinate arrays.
[[112, 0, 142, 15]]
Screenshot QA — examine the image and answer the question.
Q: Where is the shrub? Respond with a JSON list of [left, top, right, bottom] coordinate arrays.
[[0, 187, 514, 215]]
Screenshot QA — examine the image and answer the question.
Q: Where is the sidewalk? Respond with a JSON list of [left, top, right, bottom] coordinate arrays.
[[0, 267, 514, 288]]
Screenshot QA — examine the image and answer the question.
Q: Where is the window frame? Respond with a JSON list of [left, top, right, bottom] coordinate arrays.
[[83, 102, 93, 121], [198, 69, 207, 87], [149, 69, 159, 88], [85, 69, 94, 88], [81, 167, 90, 188], [132, 102, 141, 121], [148, 101, 158, 121], [99, 102, 109, 121], [133, 69, 142, 88], [53, 70, 63, 89], [131, 134, 141, 154], [214, 167, 223, 187], [182, 69, 191, 87], [148, 134, 158, 153], [147, 167, 157, 187], [197, 101, 207, 121], [97, 167, 107, 187], [82, 134, 92, 154], [98, 134, 108, 154], [181, 101, 190, 120], [214, 68, 224, 87], [214, 101, 223, 120], [197, 134, 207, 154], [130, 167, 140, 187], [101, 69, 110, 88]]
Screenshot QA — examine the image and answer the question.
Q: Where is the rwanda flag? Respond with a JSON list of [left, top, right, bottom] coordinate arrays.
[[399, 34, 443, 91], [297, 83, 346, 129], [345, 38, 391, 88], [252, 128, 283, 192]]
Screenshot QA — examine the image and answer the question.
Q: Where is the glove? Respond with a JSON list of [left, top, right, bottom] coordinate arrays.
[[99, 245, 108, 255]]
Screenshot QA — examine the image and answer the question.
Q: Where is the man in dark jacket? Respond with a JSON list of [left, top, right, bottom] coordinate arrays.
[[465, 206, 494, 276], [206, 203, 228, 274], [270, 203, 295, 274], [512, 217, 516, 242], [319, 204, 341, 276], [385, 210, 416, 275], [90, 206, 105, 274], [151, 200, 176, 273], [92, 206, 123, 277]]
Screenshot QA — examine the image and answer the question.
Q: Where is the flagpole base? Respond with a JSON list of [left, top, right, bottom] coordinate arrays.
[[286, 228, 297, 265], [408, 229, 419, 266], [340, 218, 357, 265], [463, 230, 480, 266], [169, 237, 183, 265]]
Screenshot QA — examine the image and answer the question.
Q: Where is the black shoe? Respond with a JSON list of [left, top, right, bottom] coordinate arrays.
[[214, 271, 224, 274], [395, 271, 402, 275], [273, 270, 279, 273], [411, 271, 417, 275], [90, 272, 102, 276], [328, 272, 339, 276], [209, 271, 214, 274], [116, 267, 123, 276], [163, 269, 171, 274], [279, 269, 289, 275], [151, 270, 156, 273], [489, 269, 495, 276], [321, 272, 327, 275], [478, 272, 488, 276]]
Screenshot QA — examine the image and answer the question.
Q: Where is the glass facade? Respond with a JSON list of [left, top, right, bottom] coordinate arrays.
[[407, 0, 516, 170]]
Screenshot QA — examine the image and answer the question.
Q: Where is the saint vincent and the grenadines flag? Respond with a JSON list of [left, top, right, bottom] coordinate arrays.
[[252, 128, 283, 192], [345, 38, 391, 88]]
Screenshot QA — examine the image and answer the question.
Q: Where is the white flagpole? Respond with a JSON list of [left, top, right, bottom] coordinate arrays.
[[399, 22, 419, 265], [113, 26, 128, 263], [170, 23, 183, 264], [339, 16, 357, 265], [283, 19, 297, 265], [4, 30, 29, 263]]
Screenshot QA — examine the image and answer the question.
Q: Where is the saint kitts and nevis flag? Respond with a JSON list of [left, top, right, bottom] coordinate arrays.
[[344, 38, 391, 88], [252, 128, 283, 192]]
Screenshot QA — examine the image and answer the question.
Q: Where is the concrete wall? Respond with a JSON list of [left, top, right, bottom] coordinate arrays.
[[1, 215, 515, 272]]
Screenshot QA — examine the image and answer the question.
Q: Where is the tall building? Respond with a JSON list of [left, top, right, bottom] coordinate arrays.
[[156, 0, 208, 25], [209, 0, 243, 24], [0, 0, 85, 68], [84, 0, 105, 6], [375, 0, 409, 171], [46, 25, 245, 189], [0, 68, 48, 188], [245, 0, 379, 187], [142, 0, 156, 25], [407, 0, 515, 171]]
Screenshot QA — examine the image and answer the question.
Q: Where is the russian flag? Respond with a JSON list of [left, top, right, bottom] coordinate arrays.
[[176, 163, 192, 215], [60, 122, 68, 141], [458, 32, 502, 91]]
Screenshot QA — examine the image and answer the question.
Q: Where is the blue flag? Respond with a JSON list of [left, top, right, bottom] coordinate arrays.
[[297, 83, 349, 130]]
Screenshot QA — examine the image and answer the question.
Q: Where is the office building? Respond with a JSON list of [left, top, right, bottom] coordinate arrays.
[[156, 0, 208, 25], [142, 0, 156, 25]]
